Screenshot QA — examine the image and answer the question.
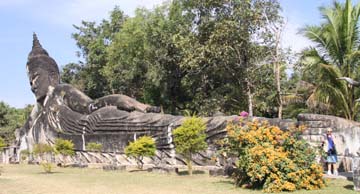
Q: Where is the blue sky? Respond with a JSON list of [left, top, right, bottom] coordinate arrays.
[[0, 0, 355, 108]]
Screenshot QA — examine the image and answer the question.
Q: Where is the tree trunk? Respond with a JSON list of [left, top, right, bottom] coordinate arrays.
[[137, 156, 144, 170], [350, 85, 355, 120], [275, 60, 282, 119], [274, 26, 283, 119], [186, 157, 192, 176], [247, 81, 254, 117]]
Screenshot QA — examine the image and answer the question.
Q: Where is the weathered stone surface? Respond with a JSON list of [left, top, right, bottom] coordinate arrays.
[[297, 113, 360, 132], [301, 135, 324, 143], [302, 127, 328, 135], [298, 113, 360, 157], [298, 120, 332, 129], [252, 117, 296, 130]]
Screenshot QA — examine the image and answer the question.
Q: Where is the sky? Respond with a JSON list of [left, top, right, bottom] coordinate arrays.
[[0, 0, 355, 108]]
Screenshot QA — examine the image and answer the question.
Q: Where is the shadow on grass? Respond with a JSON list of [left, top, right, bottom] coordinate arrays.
[[176, 170, 206, 176], [129, 169, 148, 173], [343, 184, 354, 190], [37, 171, 63, 175], [213, 180, 263, 191], [214, 180, 233, 185]]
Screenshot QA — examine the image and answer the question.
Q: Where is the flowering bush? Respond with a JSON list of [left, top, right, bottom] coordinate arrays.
[[222, 120, 325, 192], [239, 111, 249, 117]]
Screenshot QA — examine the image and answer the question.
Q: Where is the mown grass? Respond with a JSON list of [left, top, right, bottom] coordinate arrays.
[[0, 164, 358, 194]]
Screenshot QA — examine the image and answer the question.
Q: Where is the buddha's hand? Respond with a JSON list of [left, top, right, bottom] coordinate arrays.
[[88, 103, 98, 113]]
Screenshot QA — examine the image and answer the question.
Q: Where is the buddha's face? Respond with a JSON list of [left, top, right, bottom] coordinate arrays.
[[28, 67, 57, 103]]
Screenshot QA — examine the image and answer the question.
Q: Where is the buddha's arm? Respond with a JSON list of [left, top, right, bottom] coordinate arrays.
[[92, 94, 160, 113], [54, 84, 94, 114]]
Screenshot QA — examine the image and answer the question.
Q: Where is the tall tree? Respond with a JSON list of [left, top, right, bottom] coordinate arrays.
[[0, 102, 32, 145], [67, 7, 127, 98], [301, 0, 360, 120], [105, 8, 149, 98], [105, 2, 192, 114], [178, 0, 283, 116]]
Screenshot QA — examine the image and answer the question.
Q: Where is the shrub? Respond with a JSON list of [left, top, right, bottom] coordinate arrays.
[[54, 138, 75, 156], [222, 120, 325, 192], [86, 142, 103, 152], [41, 162, 53, 173], [33, 143, 54, 160], [173, 116, 207, 175], [20, 149, 31, 162], [33, 143, 55, 173], [54, 138, 75, 166], [125, 136, 156, 169]]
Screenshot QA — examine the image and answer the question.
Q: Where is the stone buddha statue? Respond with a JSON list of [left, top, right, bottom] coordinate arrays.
[[18, 34, 235, 155]]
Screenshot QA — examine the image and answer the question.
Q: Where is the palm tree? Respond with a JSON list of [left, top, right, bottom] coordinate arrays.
[[300, 0, 360, 120]]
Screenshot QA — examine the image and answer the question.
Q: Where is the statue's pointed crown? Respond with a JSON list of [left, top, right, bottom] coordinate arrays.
[[28, 33, 49, 60], [26, 33, 60, 81]]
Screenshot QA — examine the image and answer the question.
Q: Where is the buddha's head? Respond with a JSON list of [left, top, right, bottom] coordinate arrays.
[[26, 33, 60, 104]]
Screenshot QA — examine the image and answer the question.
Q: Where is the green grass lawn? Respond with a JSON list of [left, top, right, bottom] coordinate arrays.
[[0, 164, 358, 194]]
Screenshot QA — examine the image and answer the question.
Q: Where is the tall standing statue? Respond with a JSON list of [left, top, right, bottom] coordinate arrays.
[[19, 34, 235, 154]]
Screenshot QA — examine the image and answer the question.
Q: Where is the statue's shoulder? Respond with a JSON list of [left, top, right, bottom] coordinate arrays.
[[53, 83, 78, 92], [52, 84, 88, 97], [51, 84, 93, 113]]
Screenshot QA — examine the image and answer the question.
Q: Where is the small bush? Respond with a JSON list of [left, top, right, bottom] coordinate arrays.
[[41, 162, 53, 173], [54, 138, 75, 156], [33, 143, 54, 169], [173, 116, 207, 175], [222, 120, 325, 192], [86, 142, 103, 152], [20, 150, 31, 162], [33, 143, 54, 160], [125, 136, 156, 169]]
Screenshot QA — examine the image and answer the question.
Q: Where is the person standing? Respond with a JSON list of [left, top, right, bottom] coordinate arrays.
[[324, 128, 338, 176]]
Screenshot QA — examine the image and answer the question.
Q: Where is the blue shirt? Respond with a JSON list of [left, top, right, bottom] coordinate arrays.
[[327, 135, 335, 151]]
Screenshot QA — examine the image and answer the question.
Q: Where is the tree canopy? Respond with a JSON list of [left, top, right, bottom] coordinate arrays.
[[62, 0, 288, 117], [0, 102, 32, 145]]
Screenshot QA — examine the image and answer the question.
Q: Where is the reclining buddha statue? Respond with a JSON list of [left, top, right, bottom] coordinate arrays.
[[18, 34, 236, 155]]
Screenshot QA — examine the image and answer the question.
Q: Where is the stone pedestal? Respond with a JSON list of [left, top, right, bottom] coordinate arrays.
[[353, 157, 360, 191]]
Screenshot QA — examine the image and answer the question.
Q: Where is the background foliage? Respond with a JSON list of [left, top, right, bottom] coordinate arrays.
[[61, 0, 288, 117], [0, 102, 32, 145]]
